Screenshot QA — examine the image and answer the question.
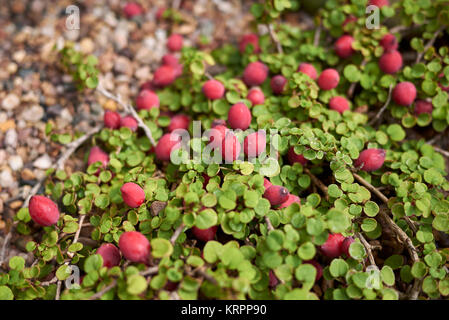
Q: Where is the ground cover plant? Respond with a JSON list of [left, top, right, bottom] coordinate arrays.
[[1, 0, 449, 300]]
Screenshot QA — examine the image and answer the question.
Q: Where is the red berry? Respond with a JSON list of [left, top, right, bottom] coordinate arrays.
[[191, 226, 218, 242], [369, 0, 389, 7], [97, 243, 121, 268], [278, 194, 301, 209], [341, 237, 355, 257], [88, 146, 109, 169], [269, 270, 279, 287], [329, 96, 350, 114], [118, 231, 151, 263], [167, 114, 190, 132], [123, 2, 143, 18], [162, 54, 183, 78], [104, 111, 121, 129], [263, 185, 289, 206], [263, 178, 273, 190], [239, 33, 260, 53], [228, 102, 252, 130], [120, 116, 138, 131], [202, 79, 225, 100], [320, 233, 345, 258], [318, 69, 340, 91], [162, 53, 179, 66], [121, 182, 145, 208], [152, 65, 176, 88], [136, 89, 159, 110], [270, 75, 287, 95], [380, 33, 398, 51], [297, 63, 318, 80], [304, 260, 323, 281], [414, 100, 433, 115], [287, 147, 307, 165], [208, 124, 229, 148], [167, 34, 183, 52], [247, 88, 265, 106], [221, 132, 241, 163], [393, 81, 416, 106], [335, 35, 355, 59], [354, 148, 386, 171], [243, 131, 266, 158], [155, 133, 182, 161], [379, 50, 403, 74], [29, 195, 60, 226], [243, 62, 268, 86]]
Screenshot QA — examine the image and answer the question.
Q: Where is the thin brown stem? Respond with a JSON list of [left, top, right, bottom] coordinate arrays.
[[96, 84, 156, 146], [368, 84, 393, 126], [170, 223, 185, 245], [415, 26, 445, 64], [304, 168, 329, 201], [267, 24, 283, 54], [356, 232, 376, 266]]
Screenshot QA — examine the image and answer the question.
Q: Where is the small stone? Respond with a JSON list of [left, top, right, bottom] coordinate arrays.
[[12, 50, 26, 63], [103, 99, 117, 111], [80, 38, 95, 54], [8, 155, 23, 171], [33, 154, 52, 169], [7, 63, 18, 75], [20, 105, 44, 122], [0, 119, 15, 132], [9, 200, 22, 210], [0, 169, 14, 188], [114, 56, 133, 76], [2, 93, 20, 111], [135, 66, 150, 80], [5, 129, 18, 148], [21, 168, 35, 181]]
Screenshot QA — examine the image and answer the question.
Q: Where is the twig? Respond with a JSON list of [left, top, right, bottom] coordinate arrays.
[[88, 279, 117, 300], [267, 24, 283, 54], [304, 168, 329, 201], [55, 214, 86, 300], [368, 84, 393, 126], [41, 276, 58, 286], [432, 146, 449, 158], [265, 216, 274, 231], [140, 266, 159, 277], [0, 232, 12, 270], [195, 267, 218, 286], [170, 223, 185, 245], [96, 83, 156, 146], [347, 60, 367, 98], [415, 26, 445, 64], [313, 24, 321, 47], [352, 172, 421, 299], [426, 128, 447, 145], [352, 172, 388, 204], [356, 232, 376, 266]]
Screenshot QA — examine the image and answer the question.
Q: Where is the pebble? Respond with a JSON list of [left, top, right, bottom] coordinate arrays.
[[2, 93, 20, 110], [0, 119, 15, 132], [20, 104, 44, 122], [8, 155, 23, 171], [0, 169, 15, 188], [21, 168, 36, 181], [33, 154, 52, 169], [4, 129, 18, 148]]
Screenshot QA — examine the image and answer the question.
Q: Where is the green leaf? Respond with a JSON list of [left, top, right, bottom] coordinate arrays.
[[127, 274, 148, 295], [0, 286, 14, 300], [151, 238, 173, 258]]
